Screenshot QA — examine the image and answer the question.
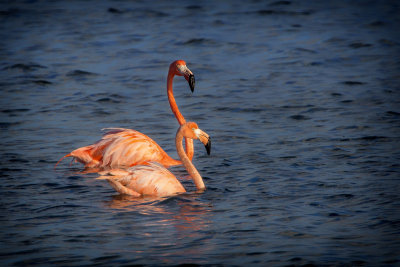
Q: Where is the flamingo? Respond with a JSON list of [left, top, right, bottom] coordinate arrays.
[[56, 60, 196, 170], [96, 122, 210, 197]]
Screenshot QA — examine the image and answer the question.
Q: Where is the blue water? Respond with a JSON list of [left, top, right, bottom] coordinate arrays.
[[1, 0, 400, 266]]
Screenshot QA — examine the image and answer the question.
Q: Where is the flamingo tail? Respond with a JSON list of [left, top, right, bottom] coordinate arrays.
[[54, 153, 73, 169]]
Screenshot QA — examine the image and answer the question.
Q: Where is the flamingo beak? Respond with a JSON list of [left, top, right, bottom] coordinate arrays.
[[180, 65, 195, 93], [195, 129, 211, 155], [204, 138, 211, 155], [188, 74, 195, 93]]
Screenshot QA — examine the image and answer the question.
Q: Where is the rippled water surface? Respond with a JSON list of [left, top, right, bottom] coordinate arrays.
[[1, 0, 400, 266]]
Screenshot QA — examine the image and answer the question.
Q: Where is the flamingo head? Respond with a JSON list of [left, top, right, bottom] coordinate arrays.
[[182, 122, 211, 155], [170, 60, 195, 92]]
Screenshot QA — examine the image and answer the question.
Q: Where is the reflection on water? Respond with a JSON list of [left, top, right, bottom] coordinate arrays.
[[102, 193, 214, 265], [1, 0, 400, 265]]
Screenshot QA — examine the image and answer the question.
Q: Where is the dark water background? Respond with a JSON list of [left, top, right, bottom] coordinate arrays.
[[1, 0, 400, 266]]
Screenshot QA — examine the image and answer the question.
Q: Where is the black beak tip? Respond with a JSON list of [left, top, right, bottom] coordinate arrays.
[[205, 139, 211, 155], [188, 74, 195, 93]]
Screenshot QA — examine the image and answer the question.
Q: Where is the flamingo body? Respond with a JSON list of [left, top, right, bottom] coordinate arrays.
[[65, 128, 181, 169], [97, 122, 211, 197], [97, 162, 186, 197]]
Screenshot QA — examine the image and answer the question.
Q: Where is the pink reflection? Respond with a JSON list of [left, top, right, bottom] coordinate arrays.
[[102, 193, 214, 262]]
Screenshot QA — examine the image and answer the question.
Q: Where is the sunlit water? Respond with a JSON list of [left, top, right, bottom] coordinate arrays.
[[1, 0, 399, 266]]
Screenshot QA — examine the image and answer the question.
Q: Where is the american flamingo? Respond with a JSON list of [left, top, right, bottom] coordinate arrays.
[[96, 122, 211, 197], [56, 60, 196, 170]]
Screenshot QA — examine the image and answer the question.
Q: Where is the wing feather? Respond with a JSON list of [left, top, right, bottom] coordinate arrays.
[[97, 162, 186, 196]]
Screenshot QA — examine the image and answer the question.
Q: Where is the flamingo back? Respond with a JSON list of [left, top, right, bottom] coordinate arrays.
[[99, 162, 186, 196], [69, 128, 180, 169]]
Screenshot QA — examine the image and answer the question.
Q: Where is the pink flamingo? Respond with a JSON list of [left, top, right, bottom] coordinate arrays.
[[56, 60, 196, 170], [96, 122, 211, 196]]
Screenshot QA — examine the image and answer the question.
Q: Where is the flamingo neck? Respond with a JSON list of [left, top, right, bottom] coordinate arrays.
[[167, 71, 186, 125], [185, 138, 194, 161], [167, 70, 194, 160], [176, 127, 205, 190]]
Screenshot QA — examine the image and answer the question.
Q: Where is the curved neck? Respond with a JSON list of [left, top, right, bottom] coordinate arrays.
[[176, 128, 205, 190], [167, 70, 194, 160], [167, 71, 186, 125]]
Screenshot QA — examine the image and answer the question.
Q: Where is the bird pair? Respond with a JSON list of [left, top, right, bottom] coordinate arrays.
[[57, 60, 211, 197]]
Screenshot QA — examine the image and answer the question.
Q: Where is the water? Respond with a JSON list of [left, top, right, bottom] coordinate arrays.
[[1, 0, 400, 265]]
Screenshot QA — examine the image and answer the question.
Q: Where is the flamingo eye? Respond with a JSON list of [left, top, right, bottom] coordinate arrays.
[[177, 65, 186, 74], [193, 128, 201, 137]]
